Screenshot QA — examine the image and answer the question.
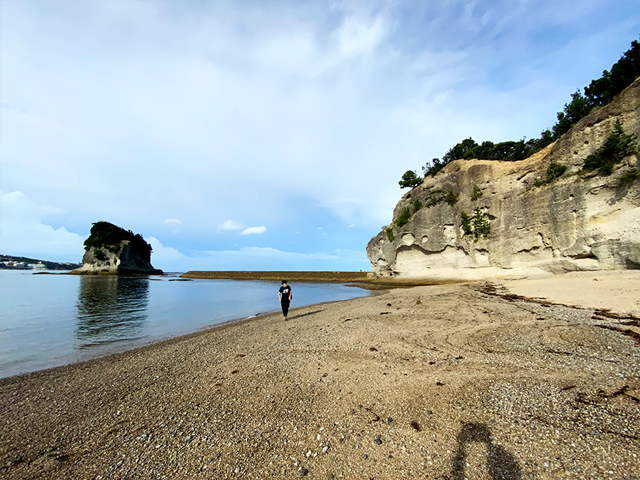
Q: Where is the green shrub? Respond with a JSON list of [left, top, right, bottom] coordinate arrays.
[[445, 190, 459, 206], [399, 170, 423, 189], [545, 162, 567, 182], [461, 208, 491, 240], [619, 167, 639, 187], [413, 199, 423, 212], [423, 189, 459, 208], [423, 158, 446, 177], [471, 184, 483, 201], [583, 120, 638, 175], [460, 212, 472, 236], [94, 249, 107, 261], [395, 206, 412, 227], [426, 189, 445, 207], [472, 208, 491, 238], [533, 161, 568, 187], [386, 228, 395, 242]]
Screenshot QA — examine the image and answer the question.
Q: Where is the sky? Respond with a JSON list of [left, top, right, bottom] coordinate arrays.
[[1, 0, 639, 272]]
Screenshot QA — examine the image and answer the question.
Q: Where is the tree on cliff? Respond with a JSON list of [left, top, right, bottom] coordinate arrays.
[[399, 170, 423, 188], [83, 221, 153, 261], [409, 36, 640, 182], [585, 40, 640, 107]]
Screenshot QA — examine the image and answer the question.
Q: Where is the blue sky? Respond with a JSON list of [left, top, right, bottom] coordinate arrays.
[[1, 0, 639, 272]]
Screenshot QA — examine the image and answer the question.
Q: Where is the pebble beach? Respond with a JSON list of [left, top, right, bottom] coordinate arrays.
[[1, 274, 639, 479]]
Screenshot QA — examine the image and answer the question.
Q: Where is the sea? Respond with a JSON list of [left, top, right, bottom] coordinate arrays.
[[0, 270, 369, 379]]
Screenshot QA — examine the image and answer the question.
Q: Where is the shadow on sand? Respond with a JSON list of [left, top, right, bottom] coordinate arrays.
[[288, 309, 324, 320], [452, 422, 522, 479]]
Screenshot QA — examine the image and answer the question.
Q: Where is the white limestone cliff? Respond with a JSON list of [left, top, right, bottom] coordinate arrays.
[[367, 78, 640, 280]]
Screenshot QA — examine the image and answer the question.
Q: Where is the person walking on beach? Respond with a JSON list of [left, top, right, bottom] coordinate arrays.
[[278, 280, 292, 320]]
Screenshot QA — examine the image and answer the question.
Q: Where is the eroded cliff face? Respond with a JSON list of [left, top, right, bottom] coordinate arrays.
[[367, 78, 640, 279], [72, 241, 162, 275]]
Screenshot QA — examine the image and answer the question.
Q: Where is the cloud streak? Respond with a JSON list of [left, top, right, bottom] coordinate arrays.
[[241, 226, 266, 235], [206, 246, 336, 260], [219, 220, 244, 231]]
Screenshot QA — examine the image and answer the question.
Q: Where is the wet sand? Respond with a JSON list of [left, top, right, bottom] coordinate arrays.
[[1, 278, 639, 479]]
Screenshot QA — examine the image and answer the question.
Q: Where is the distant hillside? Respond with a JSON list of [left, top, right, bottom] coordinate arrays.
[[0, 255, 82, 271]]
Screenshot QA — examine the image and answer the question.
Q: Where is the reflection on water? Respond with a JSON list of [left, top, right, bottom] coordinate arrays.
[[75, 276, 149, 348], [1, 270, 369, 378]]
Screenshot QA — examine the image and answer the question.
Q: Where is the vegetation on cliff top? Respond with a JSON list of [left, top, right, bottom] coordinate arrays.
[[400, 38, 639, 183], [399, 170, 423, 189], [84, 221, 153, 260]]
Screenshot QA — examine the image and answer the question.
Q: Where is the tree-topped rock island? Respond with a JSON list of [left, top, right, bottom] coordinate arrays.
[[71, 221, 162, 275]]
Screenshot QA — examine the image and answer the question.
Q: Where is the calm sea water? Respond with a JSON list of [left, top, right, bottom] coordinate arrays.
[[0, 270, 369, 378]]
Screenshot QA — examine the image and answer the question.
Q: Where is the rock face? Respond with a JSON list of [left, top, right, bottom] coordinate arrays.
[[72, 221, 162, 275], [368, 78, 640, 279], [72, 241, 163, 275]]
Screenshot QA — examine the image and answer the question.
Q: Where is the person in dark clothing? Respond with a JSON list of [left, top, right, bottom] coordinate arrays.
[[278, 280, 292, 320]]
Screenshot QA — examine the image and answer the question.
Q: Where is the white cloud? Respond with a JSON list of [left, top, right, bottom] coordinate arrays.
[[0, 190, 84, 261], [241, 226, 266, 235], [205, 246, 337, 261], [1, 0, 638, 269], [163, 218, 182, 225], [146, 236, 185, 262], [219, 220, 244, 230], [338, 14, 387, 58]]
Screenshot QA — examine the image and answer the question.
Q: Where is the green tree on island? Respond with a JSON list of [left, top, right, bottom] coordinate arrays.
[[84, 221, 153, 261]]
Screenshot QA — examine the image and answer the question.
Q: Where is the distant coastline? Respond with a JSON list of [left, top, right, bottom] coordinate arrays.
[[0, 254, 81, 271]]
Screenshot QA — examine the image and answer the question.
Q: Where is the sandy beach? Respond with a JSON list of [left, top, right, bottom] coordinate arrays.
[[1, 274, 639, 479]]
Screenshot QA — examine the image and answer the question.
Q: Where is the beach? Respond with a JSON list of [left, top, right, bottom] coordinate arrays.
[[1, 274, 639, 479]]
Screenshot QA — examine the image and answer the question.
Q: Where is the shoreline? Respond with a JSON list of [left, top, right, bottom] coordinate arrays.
[[1, 288, 381, 384], [0, 292, 380, 384], [180, 271, 371, 283], [1, 276, 638, 479], [181, 270, 474, 291]]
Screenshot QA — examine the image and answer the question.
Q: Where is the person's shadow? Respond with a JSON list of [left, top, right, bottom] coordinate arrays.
[[452, 422, 522, 479], [288, 309, 323, 320]]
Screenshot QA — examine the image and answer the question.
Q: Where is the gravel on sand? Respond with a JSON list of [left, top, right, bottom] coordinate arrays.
[[1, 281, 638, 479]]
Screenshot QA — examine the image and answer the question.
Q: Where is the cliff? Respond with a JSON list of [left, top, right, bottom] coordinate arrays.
[[72, 222, 162, 275], [367, 78, 640, 279]]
